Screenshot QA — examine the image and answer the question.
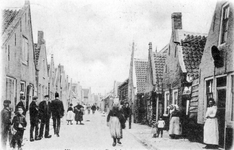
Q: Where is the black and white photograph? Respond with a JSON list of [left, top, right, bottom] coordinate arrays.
[[1, 0, 234, 149]]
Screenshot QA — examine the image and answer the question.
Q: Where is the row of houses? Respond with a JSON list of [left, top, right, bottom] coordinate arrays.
[[1, 1, 100, 115], [118, 1, 233, 149]]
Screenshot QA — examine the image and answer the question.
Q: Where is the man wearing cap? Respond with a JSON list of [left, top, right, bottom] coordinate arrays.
[[38, 95, 52, 138], [1, 100, 12, 149], [50, 92, 64, 137], [29, 96, 41, 141], [15, 92, 27, 116]]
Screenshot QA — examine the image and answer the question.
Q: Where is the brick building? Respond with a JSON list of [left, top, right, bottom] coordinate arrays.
[[2, 1, 36, 112], [198, 1, 234, 149]]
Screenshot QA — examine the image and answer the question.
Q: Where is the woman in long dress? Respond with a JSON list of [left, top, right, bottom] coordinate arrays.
[[203, 98, 219, 149], [107, 102, 124, 147], [169, 105, 182, 139]]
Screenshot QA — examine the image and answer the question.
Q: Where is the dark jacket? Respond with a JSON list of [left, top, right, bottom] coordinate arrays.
[[107, 107, 126, 129], [74, 104, 84, 121], [15, 101, 27, 116], [1, 107, 12, 131], [12, 113, 27, 130], [51, 99, 64, 118], [91, 105, 96, 111], [38, 101, 51, 121], [67, 107, 73, 112], [29, 101, 39, 122], [123, 106, 131, 119]]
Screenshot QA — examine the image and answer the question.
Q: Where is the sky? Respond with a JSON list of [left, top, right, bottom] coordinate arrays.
[[2, 0, 217, 95]]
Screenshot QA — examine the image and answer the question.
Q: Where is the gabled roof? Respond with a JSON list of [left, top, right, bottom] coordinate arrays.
[[179, 33, 207, 79], [134, 59, 148, 94], [153, 52, 167, 84], [2, 9, 20, 34]]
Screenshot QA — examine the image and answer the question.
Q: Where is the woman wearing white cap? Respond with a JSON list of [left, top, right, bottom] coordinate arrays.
[[107, 98, 125, 146], [168, 104, 182, 139]]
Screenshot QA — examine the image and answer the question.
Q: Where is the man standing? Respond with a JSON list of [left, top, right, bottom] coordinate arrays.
[[15, 92, 27, 116], [29, 96, 41, 141], [38, 95, 52, 138], [51, 92, 64, 137], [123, 102, 132, 129], [1, 100, 12, 150]]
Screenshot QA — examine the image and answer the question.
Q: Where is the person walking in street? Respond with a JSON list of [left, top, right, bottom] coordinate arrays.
[[29, 96, 41, 141], [107, 100, 125, 147], [203, 98, 219, 149], [74, 103, 84, 125], [15, 92, 27, 116], [168, 104, 182, 139], [157, 117, 165, 138], [91, 104, 96, 114], [123, 102, 132, 129], [1, 100, 12, 150], [51, 92, 64, 137], [38, 95, 52, 139], [66, 104, 74, 125], [11, 106, 27, 150]]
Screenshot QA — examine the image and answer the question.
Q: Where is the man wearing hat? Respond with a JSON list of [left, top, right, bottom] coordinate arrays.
[[50, 92, 64, 137], [38, 95, 52, 138], [29, 96, 41, 141], [15, 92, 27, 116], [1, 100, 12, 150]]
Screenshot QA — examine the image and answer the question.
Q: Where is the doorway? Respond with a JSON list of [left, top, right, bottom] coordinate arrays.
[[217, 89, 226, 147]]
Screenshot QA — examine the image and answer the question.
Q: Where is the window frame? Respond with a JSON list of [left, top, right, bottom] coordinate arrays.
[[164, 91, 170, 115], [21, 36, 29, 65], [219, 2, 229, 45], [172, 89, 178, 105]]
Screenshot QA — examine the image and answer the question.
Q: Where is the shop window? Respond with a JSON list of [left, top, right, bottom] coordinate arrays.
[[220, 3, 229, 44]]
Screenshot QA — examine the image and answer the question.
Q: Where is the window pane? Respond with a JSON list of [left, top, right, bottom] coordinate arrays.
[[217, 77, 227, 87]]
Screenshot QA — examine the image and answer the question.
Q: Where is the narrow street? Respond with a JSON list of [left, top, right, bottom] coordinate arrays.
[[23, 111, 148, 150]]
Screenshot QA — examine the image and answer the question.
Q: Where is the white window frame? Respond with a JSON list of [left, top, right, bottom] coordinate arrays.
[[6, 76, 16, 104], [164, 91, 170, 115], [219, 2, 229, 45], [20, 81, 26, 95], [172, 89, 178, 105], [21, 36, 28, 65]]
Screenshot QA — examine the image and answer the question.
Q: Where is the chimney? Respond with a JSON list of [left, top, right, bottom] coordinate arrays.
[[38, 31, 45, 45], [149, 42, 152, 50], [171, 12, 182, 30]]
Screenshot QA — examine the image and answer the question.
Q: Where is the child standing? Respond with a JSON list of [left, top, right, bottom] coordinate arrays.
[[157, 117, 165, 138], [11, 106, 27, 150], [66, 104, 74, 125]]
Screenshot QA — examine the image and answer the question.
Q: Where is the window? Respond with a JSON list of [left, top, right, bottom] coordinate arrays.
[[164, 91, 170, 115], [231, 75, 234, 121], [173, 89, 178, 105], [206, 79, 213, 101], [220, 3, 229, 44], [7, 45, 10, 61], [6, 77, 16, 105], [20, 81, 26, 94], [22, 36, 28, 64]]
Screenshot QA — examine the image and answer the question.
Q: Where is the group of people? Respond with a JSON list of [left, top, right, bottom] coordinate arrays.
[[66, 103, 85, 125], [1, 92, 64, 150], [106, 99, 132, 147]]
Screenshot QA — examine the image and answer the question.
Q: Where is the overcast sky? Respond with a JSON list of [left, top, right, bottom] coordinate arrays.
[[3, 0, 217, 95]]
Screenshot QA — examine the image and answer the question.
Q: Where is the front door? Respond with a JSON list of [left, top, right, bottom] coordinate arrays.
[[217, 89, 226, 147]]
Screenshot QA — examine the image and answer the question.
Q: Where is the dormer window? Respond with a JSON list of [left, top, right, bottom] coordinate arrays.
[[220, 3, 229, 44]]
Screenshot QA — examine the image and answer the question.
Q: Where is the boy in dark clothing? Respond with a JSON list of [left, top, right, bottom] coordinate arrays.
[[1, 100, 12, 150], [11, 106, 27, 149]]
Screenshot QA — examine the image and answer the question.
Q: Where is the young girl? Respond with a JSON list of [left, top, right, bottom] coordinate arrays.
[[66, 104, 74, 125], [11, 106, 27, 150]]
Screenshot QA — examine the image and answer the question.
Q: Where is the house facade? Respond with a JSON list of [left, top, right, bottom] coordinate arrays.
[[198, 2, 234, 149], [118, 79, 128, 104], [2, 1, 36, 112], [34, 31, 49, 102]]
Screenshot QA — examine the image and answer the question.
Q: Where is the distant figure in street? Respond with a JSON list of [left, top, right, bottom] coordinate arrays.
[[168, 105, 182, 139], [91, 104, 96, 114], [15, 92, 27, 116], [38, 95, 52, 139], [1, 100, 12, 150], [123, 102, 132, 129], [74, 103, 84, 125], [51, 92, 64, 137], [157, 117, 165, 138], [203, 98, 219, 149], [87, 104, 91, 114], [11, 106, 27, 150], [66, 104, 74, 125], [107, 100, 125, 147], [29, 96, 41, 141]]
